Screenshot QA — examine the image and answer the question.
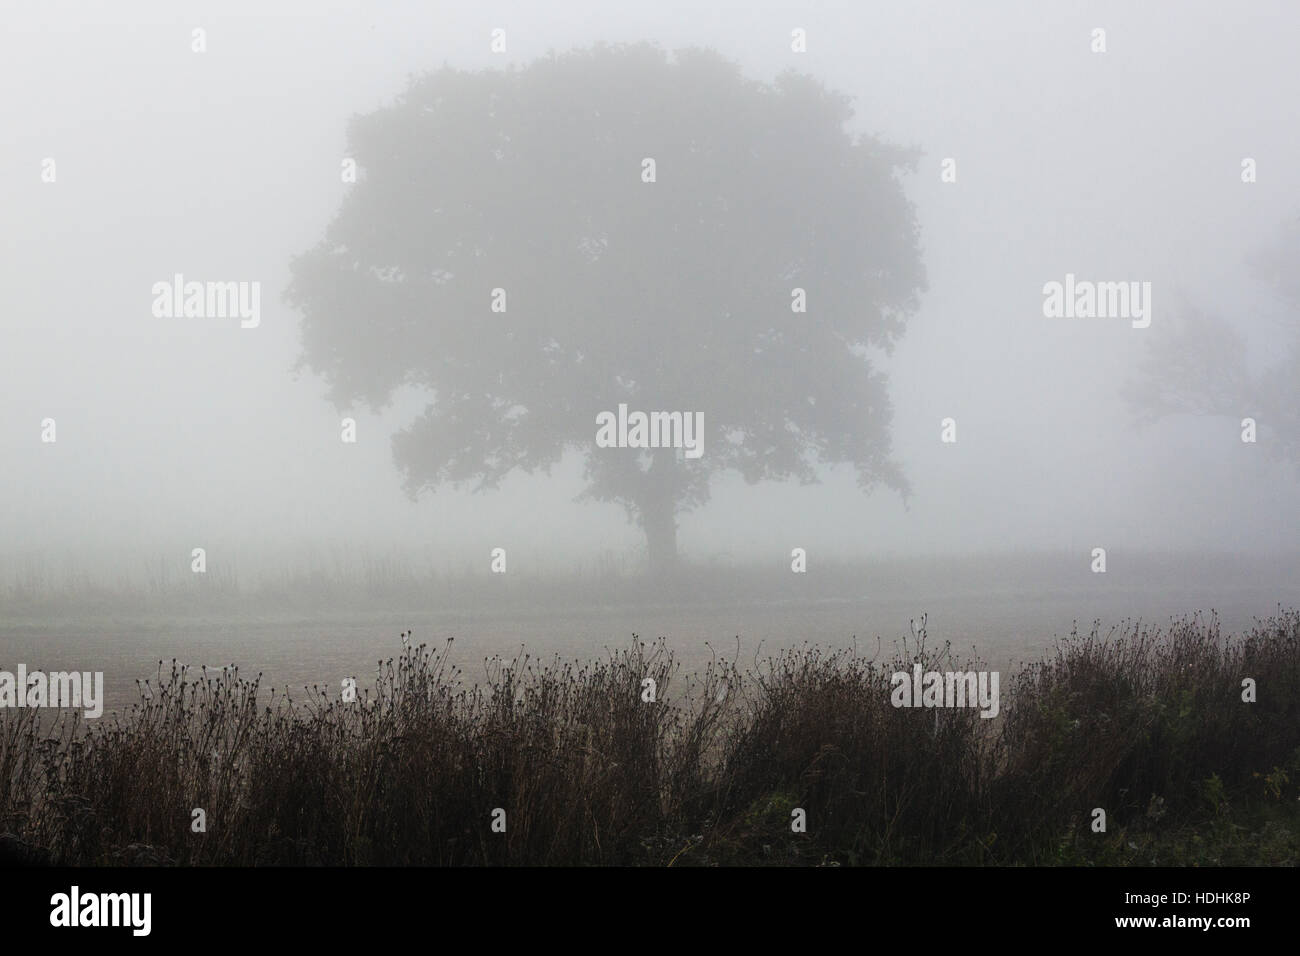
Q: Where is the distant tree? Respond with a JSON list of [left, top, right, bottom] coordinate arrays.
[[1125, 213, 1300, 466], [287, 43, 927, 574]]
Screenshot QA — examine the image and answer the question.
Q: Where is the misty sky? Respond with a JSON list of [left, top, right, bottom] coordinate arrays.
[[3, 0, 1298, 584]]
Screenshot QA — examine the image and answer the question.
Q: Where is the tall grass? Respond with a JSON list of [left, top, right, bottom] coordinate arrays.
[[2, 610, 1297, 865]]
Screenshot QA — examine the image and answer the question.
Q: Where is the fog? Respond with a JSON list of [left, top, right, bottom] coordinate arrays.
[[3, 0, 1298, 597]]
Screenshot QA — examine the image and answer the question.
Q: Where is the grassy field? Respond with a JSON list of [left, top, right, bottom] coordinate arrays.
[[1, 609, 1297, 866]]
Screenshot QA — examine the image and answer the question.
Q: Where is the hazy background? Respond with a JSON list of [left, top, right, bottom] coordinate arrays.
[[2, 1, 1298, 710]]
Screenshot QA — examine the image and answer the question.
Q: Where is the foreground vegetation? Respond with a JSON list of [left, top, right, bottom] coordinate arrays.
[[1, 610, 1297, 866]]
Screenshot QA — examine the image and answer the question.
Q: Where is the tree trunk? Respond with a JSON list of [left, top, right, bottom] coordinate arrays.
[[638, 450, 679, 577], [642, 494, 678, 578]]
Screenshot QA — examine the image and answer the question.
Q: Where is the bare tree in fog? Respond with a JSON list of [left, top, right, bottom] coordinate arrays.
[[286, 42, 926, 575], [1126, 214, 1300, 468]]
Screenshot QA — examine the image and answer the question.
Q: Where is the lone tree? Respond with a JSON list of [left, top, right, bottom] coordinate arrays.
[[287, 43, 926, 574], [1125, 213, 1300, 467]]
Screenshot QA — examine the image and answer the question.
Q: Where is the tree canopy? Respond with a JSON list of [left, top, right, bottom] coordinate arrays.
[[287, 42, 927, 572], [1126, 213, 1300, 468]]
